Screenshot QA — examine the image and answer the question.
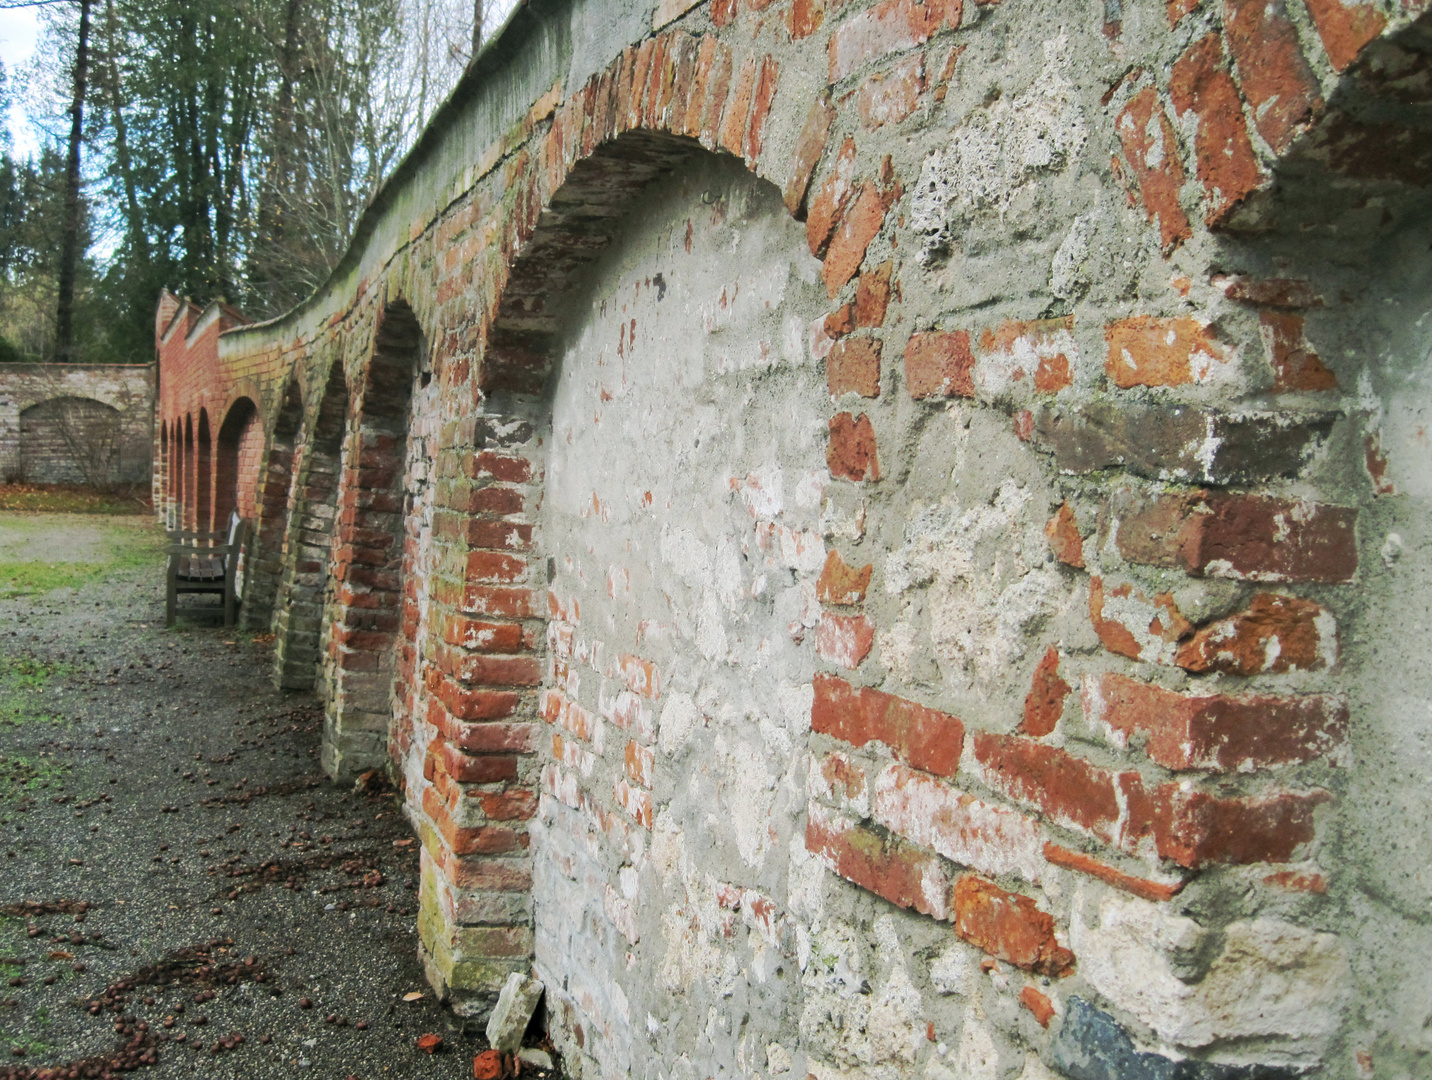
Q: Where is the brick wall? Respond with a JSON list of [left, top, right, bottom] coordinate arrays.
[[153, 1, 1432, 1077], [0, 364, 152, 485]]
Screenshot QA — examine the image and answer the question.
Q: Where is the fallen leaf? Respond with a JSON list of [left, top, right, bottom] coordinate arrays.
[[393, 838, 414, 847], [402, 991, 425, 1002], [473, 1049, 503, 1080], [47, 951, 73, 960], [417, 1032, 443, 1054]]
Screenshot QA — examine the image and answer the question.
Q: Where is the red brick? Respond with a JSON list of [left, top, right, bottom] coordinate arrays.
[[1115, 89, 1192, 255], [1104, 316, 1226, 387], [464, 519, 534, 551], [827, 412, 880, 481], [1114, 492, 1358, 583], [1166, 0, 1199, 25], [436, 646, 543, 687], [816, 550, 873, 605], [440, 742, 519, 784], [968, 731, 1130, 846], [827, 336, 882, 397], [787, 0, 826, 39], [904, 330, 974, 398], [614, 777, 653, 828], [783, 95, 837, 216], [872, 763, 1045, 883], [443, 617, 526, 654], [624, 740, 655, 788], [815, 610, 873, 667], [1148, 785, 1329, 868], [805, 803, 954, 920], [433, 678, 521, 722], [812, 673, 964, 777], [471, 452, 532, 483], [1260, 310, 1339, 391], [711, 0, 738, 27], [475, 788, 539, 821], [1212, 274, 1323, 309], [1263, 868, 1328, 893], [1169, 35, 1265, 226], [827, 0, 958, 83], [1088, 576, 1193, 666], [807, 137, 858, 256], [699, 43, 735, 149], [1175, 593, 1336, 676], [1304, 0, 1387, 71], [451, 857, 532, 893], [952, 876, 1073, 976], [1042, 843, 1186, 903], [1020, 986, 1056, 1027], [718, 56, 758, 158], [455, 584, 536, 618], [858, 53, 925, 130], [822, 185, 888, 297], [1020, 647, 1069, 738], [436, 713, 540, 755], [1084, 671, 1347, 771], [1219, 0, 1323, 153], [465, 550, 528, 583], [853, 261, 893, 328], [977, 317, 1075, 394], [746, 56, 780, 161], [1045, 502, 1085, 568]]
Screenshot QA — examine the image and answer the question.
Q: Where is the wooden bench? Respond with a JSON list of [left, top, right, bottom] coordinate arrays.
[[166, 513, 248, 628]]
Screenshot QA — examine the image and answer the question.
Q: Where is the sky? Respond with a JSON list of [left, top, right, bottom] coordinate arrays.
[[0, 5, 41, 156]]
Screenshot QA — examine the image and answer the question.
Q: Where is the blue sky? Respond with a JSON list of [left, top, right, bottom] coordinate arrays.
[[0, 5, 41, 156]]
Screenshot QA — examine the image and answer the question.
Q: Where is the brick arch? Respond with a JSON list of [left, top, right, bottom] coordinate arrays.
[[214, 397, 259, 531], [181, 415, 194, 530], [246, 379, 305, 629], [273, 361, 348, 691], [322, 299, 425, 781], [195, 408, 213, 532]]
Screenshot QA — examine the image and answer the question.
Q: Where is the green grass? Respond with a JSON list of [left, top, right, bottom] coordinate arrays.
[[0, 656, 69, 729], [0, 515, 166, 599], [0, 755, 69, 802]]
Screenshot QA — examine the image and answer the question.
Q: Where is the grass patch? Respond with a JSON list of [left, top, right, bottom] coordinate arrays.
[[0, 656, 69, 729], [0, 515, 166, 599], [0, 755, 69, 801], [0, 484, 150, 515]]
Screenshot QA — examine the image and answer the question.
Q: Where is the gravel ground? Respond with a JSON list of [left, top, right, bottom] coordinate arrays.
[[0, 513, 546, 1080]]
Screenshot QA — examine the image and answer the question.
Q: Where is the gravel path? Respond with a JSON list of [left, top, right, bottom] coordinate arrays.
[[0, 513, 529, 1080]]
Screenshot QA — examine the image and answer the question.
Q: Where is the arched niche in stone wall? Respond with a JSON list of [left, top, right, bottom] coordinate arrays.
[[18, 396, 122, 486], [246, 379, 304, 629]]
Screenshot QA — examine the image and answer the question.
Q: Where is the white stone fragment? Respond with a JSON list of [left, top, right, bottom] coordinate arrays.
[[485, 972, 544, 1054]]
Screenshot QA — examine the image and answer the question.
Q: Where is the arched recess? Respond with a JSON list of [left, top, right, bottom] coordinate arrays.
[[214, 397, 259, 530], [245, 380, 304, 629], [157, 421, 169, 524], [414, 127, 827, 1025], [195, 409, 213, 533], [180, 417, 192, 530], [18, 396, 122, 486], [272, 362, 348, 691], [321, 299, 423, 781]]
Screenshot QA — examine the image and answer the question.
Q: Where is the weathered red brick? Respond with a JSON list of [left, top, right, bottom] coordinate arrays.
[[718, 56, 758, 158], [783, 95, 837, 216], [1044, 502, 1085, 568], [465, 550, 528, 583], [1083, 671, 1348, 771], [858, 53, 925, 130], [807, 137, 858, 256], [816, 611, 876, 668], [625, 739, 655, 788], [952, 876, 1073, 976], [788, 0, 826, 39], [1212, 274, 1324, 309], [967, 731, 1128, 846], [1260, 310, 1339, 391], [904, 330, 974, 398], [827, 0, 958, 83], [1020, 986, 1056, 1027], [475, 787, 539, 821], [443, 616, 527, 654], [977, 317, 1075, 394], [1115, 88, 1192, 255], [812, 673, 965, 777], [1148, 784, 1329, 868], [1219, 0, 1323, 153], [471, 452, 532, 483], [822, 185, 888, 297], [1020, 647, 1069, 738], [872, 763, 1045, 883], [1175, 593, 1337, 676], [440, 742, 519, 784], [805, 802, 954, 920], [1105, 316, 1226, 387], [1304, 0, 1387, 71], [746, 56, 780, 161], [1088, 576, 1193, 666], [1042, 843, 1186, 902], [853, 261, 893, 328], [436, 645, 543, 687], [827, 336, 882, 397], [1168, 34, 1265, 226], [817, 550, 873, 605], [1114, 492, 1358, 583], [827, 412, 880, 481]]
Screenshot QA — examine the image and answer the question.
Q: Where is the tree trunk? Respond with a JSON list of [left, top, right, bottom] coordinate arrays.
[[472, 0, 483, 56], [55, 0, 93, 364]]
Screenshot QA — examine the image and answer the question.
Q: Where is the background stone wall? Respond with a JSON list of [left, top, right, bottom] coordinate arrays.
[[0, 364, 152, 486], [154, 1, 1432, 1077]]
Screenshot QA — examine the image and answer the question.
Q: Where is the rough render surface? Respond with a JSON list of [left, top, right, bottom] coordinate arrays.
[[150, 1, 1432, 1078]]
